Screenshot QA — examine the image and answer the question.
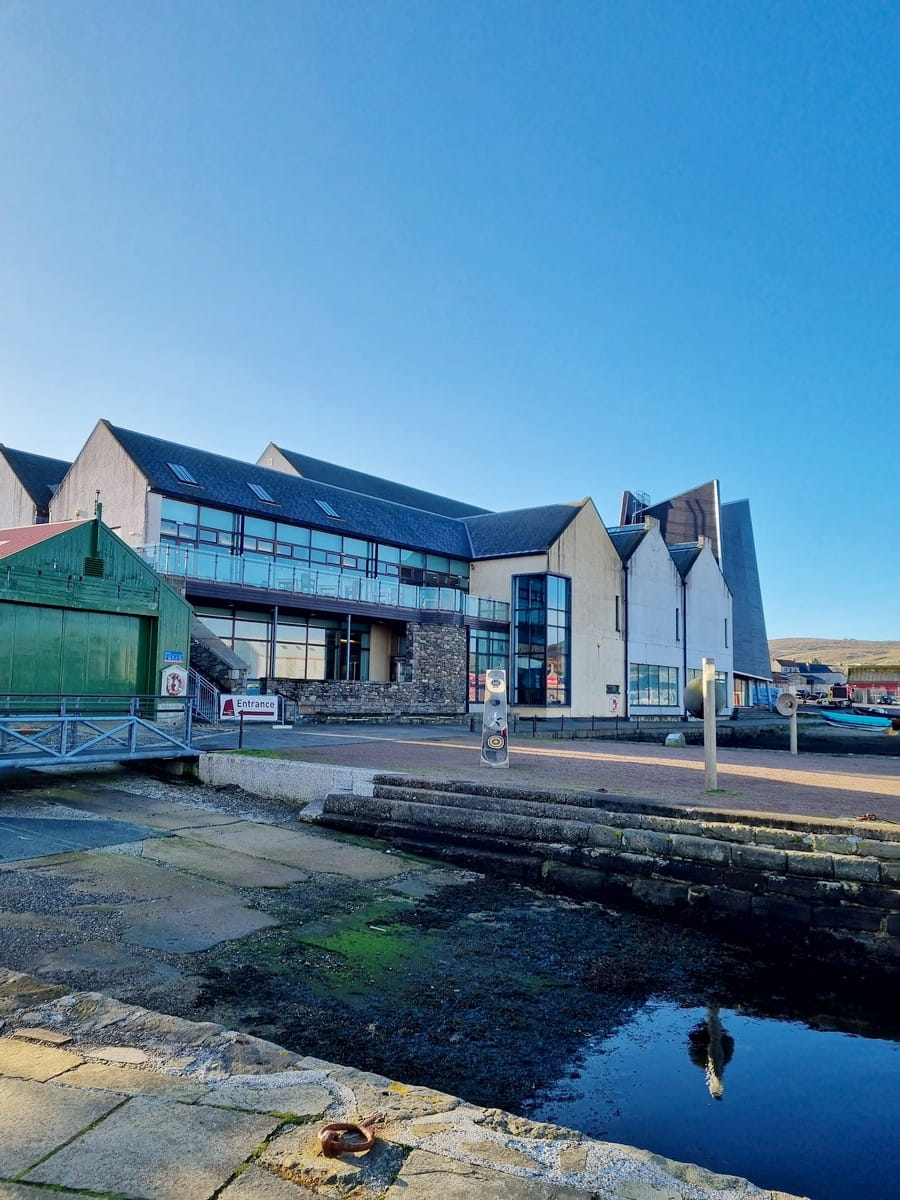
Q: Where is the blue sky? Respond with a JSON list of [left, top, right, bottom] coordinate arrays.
[[2, 1, 898, 640]]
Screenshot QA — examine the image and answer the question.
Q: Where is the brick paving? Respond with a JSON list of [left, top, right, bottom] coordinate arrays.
[[271, 728, 900, 823]]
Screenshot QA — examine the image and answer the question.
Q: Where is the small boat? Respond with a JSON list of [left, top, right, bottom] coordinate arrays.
[[821, 709, 892, 731], [853, 705, 890, 718]]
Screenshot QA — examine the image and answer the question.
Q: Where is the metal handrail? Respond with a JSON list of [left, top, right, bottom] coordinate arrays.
[[139, 543, 510, 622]]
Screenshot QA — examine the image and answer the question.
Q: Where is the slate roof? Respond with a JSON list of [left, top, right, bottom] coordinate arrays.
[[667, 542, 704, 579], [267, 446, 489, 519], [1, 446, 72, 513], [606, 524, 648, 563], [463, 503, 584, 559], [104, 423, 473, 558], [0, 520, 86, 561]]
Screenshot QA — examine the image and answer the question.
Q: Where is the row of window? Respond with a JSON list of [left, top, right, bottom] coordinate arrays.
[[195, 606, 371, 681], [160, 499, 470, 590]]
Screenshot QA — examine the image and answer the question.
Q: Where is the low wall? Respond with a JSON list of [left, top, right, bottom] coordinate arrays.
[[196, 752, 376, 805]]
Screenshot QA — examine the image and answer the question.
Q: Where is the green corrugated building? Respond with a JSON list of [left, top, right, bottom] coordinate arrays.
[[0, 518, 191, 697]]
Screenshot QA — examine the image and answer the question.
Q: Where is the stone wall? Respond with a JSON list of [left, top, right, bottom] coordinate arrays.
[[321, 776, 900, 969], [269, 622, 468, 717]]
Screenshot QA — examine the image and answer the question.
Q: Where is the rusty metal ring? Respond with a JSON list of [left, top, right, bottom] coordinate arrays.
[[317, 1117, 379, 1158]]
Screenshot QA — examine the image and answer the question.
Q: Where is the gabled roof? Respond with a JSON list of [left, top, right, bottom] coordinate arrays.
[[668, 542, 704, 578], [266, 445, 489, 519], [104, 423, 472, 558], [606, 524, 648, 563], [463, 502, 584, 559], [0, 520, 87, 561], [1, 446, 72, 512]]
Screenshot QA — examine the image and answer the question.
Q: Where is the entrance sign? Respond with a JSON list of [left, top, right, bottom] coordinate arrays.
[[480, 669, 509, 769], [219, 694, 280, 722]]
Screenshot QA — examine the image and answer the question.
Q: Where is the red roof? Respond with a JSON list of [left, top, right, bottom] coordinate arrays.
[[0, 520, 89, 561]]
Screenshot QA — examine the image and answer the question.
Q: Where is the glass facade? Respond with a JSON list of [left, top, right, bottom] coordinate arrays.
[[468, 629, 510, 702], [630, 663, 679, 707], [195, 605, 371, 681], [160, 499, 469, 590], [512, 574, 571, 706]]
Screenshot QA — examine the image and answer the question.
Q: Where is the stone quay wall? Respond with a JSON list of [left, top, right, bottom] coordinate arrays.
[[321, 776, 900, 969]]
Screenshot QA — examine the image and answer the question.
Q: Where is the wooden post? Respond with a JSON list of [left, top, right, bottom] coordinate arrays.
[[703, 657, 717, 790]]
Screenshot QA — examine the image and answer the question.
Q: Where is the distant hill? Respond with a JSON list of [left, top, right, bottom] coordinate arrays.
[[769, 638, 900, 670]]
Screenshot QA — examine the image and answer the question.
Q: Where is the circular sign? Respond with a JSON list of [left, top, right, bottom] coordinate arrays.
[[486, 734, 505, 750]]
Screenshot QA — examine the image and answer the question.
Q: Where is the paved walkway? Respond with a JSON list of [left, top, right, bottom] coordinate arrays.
[[200, 723, 900, 823], [0, 969, 800, 1200]]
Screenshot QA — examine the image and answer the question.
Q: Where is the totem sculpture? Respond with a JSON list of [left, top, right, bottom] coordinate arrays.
[[480, 668, 509, 769]]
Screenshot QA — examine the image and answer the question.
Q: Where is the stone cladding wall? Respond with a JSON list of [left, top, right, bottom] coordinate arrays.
[[271, 622, 468, 717]]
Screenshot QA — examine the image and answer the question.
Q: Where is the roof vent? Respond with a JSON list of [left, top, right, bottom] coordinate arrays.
[[248, 482, 277, 503], [167, 462, 199, 485], [83, 556, 104, 577]]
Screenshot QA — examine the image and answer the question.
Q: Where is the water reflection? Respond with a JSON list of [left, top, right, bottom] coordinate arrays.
[[526, 999, 900, 1200], [687, 1005, 734, 1100]]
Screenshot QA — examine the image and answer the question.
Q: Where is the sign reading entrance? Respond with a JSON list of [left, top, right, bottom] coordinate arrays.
[[480, 669, 509, 769], [219, 695, 280, 722]]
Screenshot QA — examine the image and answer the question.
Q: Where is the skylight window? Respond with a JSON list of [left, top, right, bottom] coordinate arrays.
[[167, 462, 199, 485], [248, 481, 277, 503], [314, 498, 341, 519]]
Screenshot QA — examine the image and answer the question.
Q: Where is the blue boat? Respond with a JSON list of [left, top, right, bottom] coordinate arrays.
[[820, 709, 892, 731]]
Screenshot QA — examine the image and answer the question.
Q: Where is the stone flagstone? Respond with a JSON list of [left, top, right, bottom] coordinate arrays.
[[24, 1093, 281, 1200], [0, 1076, 123, 1177]]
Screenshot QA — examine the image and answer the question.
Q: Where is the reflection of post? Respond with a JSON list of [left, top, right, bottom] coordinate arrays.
[[703, 657, 717, 790], [687, 1005, 735, 1100]]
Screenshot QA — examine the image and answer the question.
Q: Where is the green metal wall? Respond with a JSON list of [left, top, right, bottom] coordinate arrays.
[[0, 519, 190, 696], [0, 606, 150, 695]]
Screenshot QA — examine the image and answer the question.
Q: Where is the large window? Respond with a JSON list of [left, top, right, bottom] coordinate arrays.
[[469, 630, 510, 702], [512, 574, 571, 706], [194, 606, 370, 681], [630, 663, 679, 707], [159, 499, 469, 590]]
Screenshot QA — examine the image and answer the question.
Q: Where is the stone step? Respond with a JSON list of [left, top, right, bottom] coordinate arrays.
[[368, 781, 900, 864]]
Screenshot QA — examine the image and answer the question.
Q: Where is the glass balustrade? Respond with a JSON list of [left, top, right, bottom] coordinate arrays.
[[141, 544, 509, 621]]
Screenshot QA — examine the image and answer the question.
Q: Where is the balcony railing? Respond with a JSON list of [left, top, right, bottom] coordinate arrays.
[[140, 543, 510, 622]]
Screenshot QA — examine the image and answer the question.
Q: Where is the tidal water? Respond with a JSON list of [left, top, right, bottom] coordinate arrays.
[[527, 1001, 900, 1200]]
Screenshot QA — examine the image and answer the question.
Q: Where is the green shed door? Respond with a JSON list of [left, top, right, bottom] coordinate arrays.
[[0, 605, 64, 694], [59, 611, 150, 695]]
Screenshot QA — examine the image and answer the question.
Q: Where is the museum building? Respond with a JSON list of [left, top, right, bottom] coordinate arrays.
[[3, 419, 771, 718]]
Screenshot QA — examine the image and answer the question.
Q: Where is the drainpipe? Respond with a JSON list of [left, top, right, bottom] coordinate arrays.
[[622, 562, 630, 719], [345, 613, 352, 680], [682, 577, 689, 719]]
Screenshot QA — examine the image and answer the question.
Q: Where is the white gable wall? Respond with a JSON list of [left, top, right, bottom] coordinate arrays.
[[468, 503, 625, 715], [548, 501, 624, 715], [50, 421, 153, 548], [624, 524, 683, 715], [0, 458, 38, 528], [684, 542, 733, 706]]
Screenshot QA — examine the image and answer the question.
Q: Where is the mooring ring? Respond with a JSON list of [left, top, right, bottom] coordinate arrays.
[[317, 1120, 378, 1157]]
